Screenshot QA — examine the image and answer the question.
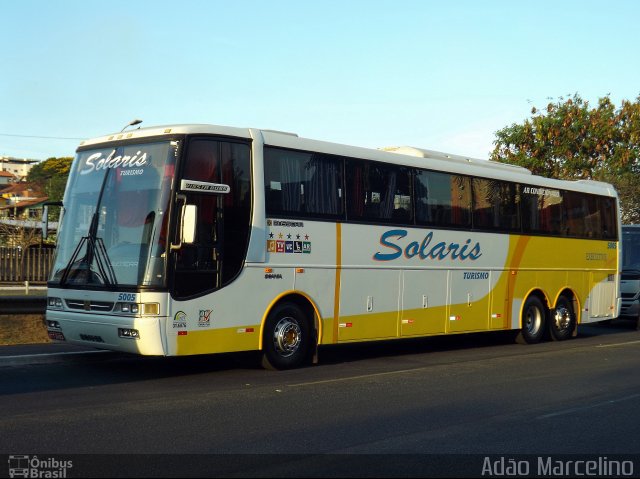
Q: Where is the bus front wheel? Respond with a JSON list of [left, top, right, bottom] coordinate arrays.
[[549, 295, 576, 341], [516, 295, 547, 344], [261, 302, 311, 370]]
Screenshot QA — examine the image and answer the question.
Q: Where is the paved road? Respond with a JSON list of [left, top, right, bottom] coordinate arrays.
[[1, 320, 639, 477]]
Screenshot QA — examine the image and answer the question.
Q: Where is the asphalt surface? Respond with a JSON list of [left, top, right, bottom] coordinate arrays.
[[1, 319, 639, 477]]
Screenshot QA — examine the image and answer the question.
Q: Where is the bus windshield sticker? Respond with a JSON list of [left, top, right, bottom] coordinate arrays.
[[180, 179, 231, 194], [81, 150, 149, 175]]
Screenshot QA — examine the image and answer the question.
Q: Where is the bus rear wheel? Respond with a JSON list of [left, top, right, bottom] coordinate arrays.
[[549, 295, 576, 341], [261, 302, 311, 370], [516, 295, 547, 344]]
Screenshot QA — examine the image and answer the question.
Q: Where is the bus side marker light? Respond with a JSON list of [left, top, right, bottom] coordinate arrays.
[[296, 268, 305, 273], [237, 328, 255, 333], [338, 323, 353, 328], [491, 313, 502, 318], [143, 303, 160, 315], [449, 316, 460, 321], [177, 331, 187, 336]]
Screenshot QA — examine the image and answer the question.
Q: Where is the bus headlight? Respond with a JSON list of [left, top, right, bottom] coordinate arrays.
[[47, 297, 63, 309], [114, 302, 139, 314], [114, 302, 159, 315]]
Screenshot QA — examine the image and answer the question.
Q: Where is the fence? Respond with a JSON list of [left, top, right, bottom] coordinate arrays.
[[0, 246, 55, 283]]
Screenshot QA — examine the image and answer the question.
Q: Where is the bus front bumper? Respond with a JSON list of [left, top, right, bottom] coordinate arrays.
[[45, 310, 167, 355]]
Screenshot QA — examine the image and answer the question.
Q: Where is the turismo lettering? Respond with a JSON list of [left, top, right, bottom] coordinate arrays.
[[81, 150, 148, 175], [464, 271, 489, 279], [373, 229, 482, 262]]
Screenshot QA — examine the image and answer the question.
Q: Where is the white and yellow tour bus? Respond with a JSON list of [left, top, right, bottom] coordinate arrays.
[[45, 124, 621, 369]]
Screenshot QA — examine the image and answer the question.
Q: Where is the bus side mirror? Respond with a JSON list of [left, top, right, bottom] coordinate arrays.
[[42, 206, 49, 240], [171, 204, 197, 251], [41, 201, 63, 240], [181, 204, 197, 244]]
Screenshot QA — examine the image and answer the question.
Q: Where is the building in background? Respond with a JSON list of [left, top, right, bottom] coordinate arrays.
[[0, 156, 39, 182], [0, 183, 48, 219], [0, 170, 16, 186]]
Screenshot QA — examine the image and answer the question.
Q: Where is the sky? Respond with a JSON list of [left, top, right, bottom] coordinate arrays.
[[1, 0, 639, 161]]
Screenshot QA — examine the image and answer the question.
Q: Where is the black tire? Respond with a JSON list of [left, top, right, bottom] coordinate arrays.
[[261, 302, 312, 370], [516, 295, 547, 344], [549, 295, 576, 341]]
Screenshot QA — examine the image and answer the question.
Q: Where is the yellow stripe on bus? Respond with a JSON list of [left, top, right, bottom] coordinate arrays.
[[332, 222, 342, 344], [176, 325, 260, 355]]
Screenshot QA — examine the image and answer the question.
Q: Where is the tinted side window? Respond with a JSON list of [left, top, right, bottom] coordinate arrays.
[[564, 190, 592, 238], [472, 179, 520, 231], [264, 147, 343, 218], [220, 142, 251, 284], [599, 197, 618, 240], [346, 160, 411, 223], [415, 170, 471, 227], [521, 186, 564, 235]]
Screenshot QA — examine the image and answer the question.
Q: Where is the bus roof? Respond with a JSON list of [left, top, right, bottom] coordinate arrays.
[[77, 123, 618, 198]]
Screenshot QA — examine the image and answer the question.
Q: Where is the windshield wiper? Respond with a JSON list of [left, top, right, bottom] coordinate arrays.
[[92, 236, 117, 286], [58, 234, 118, 287], [59, 165, 119, 287], [58, 236, 89, 286]]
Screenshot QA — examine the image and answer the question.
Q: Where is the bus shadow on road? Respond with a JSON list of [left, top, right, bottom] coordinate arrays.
[[316, 319, 639, 367], [0, 319, 636, 397]]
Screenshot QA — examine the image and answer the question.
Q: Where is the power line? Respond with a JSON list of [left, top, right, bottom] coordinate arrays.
[[0, 132, 85, 141]]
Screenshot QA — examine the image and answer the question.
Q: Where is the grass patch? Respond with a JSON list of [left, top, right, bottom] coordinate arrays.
[[0, 314, 50, 345]]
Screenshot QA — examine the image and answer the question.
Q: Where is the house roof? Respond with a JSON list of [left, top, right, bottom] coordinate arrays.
[[0, 197, 49, 210], [0, 182, 43, 196]]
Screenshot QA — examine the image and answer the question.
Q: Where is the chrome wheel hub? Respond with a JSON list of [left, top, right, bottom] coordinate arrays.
[[272, 317, 302, 358], [553, 306, 571, 331]]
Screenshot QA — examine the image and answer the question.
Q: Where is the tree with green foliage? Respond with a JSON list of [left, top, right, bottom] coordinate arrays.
[[27, 156, 73, 203], [491, 94, 640, 224]]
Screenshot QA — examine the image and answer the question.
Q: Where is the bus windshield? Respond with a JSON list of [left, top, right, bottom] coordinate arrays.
[[49, 140, 177, 288], [622, 226, 640, 272]]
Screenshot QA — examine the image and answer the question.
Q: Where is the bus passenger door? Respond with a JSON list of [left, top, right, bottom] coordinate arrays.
[[171, 138, 252, 299], [447, 270, 491, 333], [172, 139, 223, 298]]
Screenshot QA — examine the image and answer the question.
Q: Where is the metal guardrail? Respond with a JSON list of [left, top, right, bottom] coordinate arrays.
[[0, 296, 47, 314], [0, 246, 55, 283]]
